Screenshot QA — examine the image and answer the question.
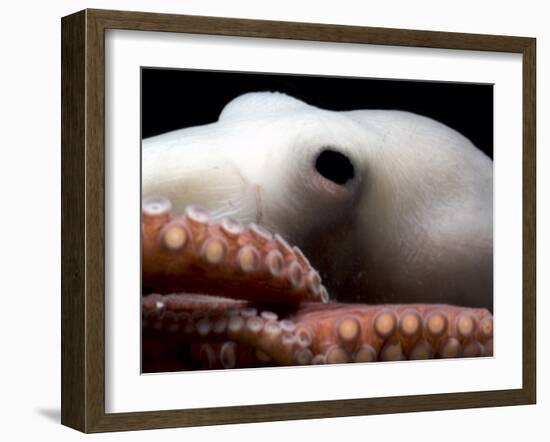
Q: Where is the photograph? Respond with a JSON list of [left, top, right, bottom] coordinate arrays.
[[57, 7, 536, 433], [140, 68, 494, 373]]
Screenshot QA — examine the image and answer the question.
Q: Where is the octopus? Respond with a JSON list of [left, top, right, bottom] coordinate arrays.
[[141, 92, 493, 371]]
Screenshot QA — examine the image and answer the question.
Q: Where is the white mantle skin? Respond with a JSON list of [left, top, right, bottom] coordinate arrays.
[[142, 92, 493, 310]]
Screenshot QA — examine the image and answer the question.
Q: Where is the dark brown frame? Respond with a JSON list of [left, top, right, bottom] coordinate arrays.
[[61, 8, 536, 433]]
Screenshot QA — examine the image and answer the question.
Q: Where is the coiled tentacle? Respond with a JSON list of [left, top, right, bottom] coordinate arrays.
[[141, 198, 493, 372]]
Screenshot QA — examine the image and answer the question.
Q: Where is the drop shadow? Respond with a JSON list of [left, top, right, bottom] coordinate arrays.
[[35, 407, 60, 423]]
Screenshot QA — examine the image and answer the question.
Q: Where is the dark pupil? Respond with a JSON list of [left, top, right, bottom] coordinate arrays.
[[315, 149, 355, 185]]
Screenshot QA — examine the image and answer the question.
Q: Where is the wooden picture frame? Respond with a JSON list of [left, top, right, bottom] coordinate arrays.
[[61, 8, 536, 433]]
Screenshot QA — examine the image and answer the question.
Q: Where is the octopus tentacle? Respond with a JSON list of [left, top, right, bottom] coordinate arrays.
[[142, 197, 328, 305], [143, 295, 312, 368], [142, 294, 493, 370], [143, 294, 314, 368], [141, 198, 494, 371], [289, 303, 493, 363]]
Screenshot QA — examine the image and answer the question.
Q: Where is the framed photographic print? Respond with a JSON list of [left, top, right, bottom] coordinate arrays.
[[61, 9, 536, 433]]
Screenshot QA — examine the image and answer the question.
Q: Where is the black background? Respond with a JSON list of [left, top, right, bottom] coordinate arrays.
[[142, 68, 493, 159]]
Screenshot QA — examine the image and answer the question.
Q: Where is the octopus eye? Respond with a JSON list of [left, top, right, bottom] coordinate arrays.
[[315, 149, 355, 185]]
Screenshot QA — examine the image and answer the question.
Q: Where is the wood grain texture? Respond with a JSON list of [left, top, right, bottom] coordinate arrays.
[[89, 8, 532, 52], [60, 8, 537, 433], [85, 9, 107, 432], [61, 10, 86, 431], [522, 38, 536, 404]]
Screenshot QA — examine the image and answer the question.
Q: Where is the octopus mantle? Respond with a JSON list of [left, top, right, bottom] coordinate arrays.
[[142, 196, 493, 372]]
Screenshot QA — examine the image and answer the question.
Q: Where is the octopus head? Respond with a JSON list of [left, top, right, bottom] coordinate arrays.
[[142, 91, 370, 244], [142, 91, 493, 309]]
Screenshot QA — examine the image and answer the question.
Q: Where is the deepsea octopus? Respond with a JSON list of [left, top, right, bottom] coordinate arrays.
[[141, 92, 493, 371]]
